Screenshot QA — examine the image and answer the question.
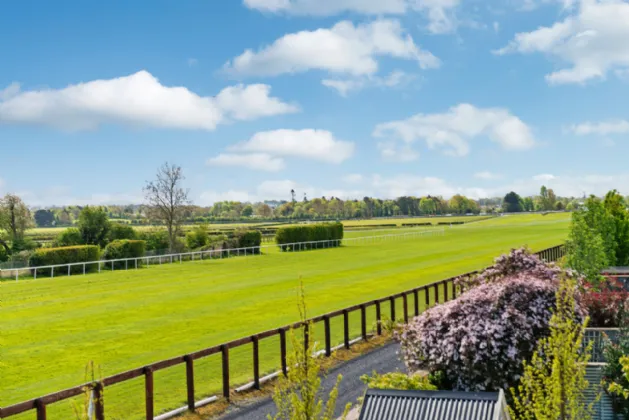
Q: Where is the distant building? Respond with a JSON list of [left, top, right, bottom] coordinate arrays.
[[358, 389, 511, 420]]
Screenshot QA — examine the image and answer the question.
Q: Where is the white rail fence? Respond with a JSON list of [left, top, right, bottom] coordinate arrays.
[[1, 228, 445, 281]]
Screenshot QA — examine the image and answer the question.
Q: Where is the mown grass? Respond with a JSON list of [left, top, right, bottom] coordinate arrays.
[[1, 213, 570, 419]]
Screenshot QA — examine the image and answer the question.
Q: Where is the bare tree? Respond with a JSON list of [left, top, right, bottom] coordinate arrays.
[[0, 194, 34, 253], [143, 163, 190, 252]]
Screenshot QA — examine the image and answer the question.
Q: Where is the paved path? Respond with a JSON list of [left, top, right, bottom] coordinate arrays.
[[217, 342, 405, 420]]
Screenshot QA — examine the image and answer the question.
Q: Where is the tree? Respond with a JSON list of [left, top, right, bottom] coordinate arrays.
[[539, 185, 558, 211], [77, 206, 110, 246], [0, 194, 34, 253], [144, 163, 190, 252], [604, 190, 629, 266], [268, 281, 350, 420], [523, 197, 535, 212], [565, 212, 608, 284], [510, 278, 595, 420], [419, 197, 436, 215], [242, 204, 254, 217], [503, 191, 524, 213], [34, 209, 55, 227], [256, 203, 273, 218]]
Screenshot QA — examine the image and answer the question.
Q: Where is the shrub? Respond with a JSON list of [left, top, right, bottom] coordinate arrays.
[[583, 278, 629, 327], [55, 228, 83, 247], [30, 245, 100, 276], [236, 230, 262, 254], [0, 245, 7, 262], [102, 240, 146, 268], [602, 318, 629, 416], [275, 223, 343, 252], [138, 229, 170, 252], [360, 372, 438, 391], [400, 274, 564, 392], [107, 223, 137, 242], [186, 225, 209, 250]]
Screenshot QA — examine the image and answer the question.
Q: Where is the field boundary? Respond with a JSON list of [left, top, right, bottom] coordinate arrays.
[[1, 228, 445, 281], [0, 244, 565, 420]]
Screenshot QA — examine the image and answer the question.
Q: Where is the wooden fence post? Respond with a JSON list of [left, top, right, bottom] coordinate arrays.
[[389, 296, 396, 322], [443, 281, 448, 301], [403, 293, 408, 324], [185, 355, 195, 411], [360, 305, 367, 341], [343, 310, 350, 349], [280, 329, 287, 376], [252, 336, 260, 390], [36, 399, 46, 420], [221, 345, 230, 400], [324, 316, 331, 356], [94, 382, 105, 420], [425, 287, 430, 309], [433, 284, 439, 304], [413, 290, 419, 317], [376, 301, 382, 335], [144, 367, 154, 420]]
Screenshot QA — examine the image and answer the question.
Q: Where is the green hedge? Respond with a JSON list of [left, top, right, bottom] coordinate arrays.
[[437, 221, 465, 225], [30, 245, 101, 276], [275, 223, 343, 252], [102, 240, 146, 268], [237, 230, 262, 254], [401, 222, 432, 227]]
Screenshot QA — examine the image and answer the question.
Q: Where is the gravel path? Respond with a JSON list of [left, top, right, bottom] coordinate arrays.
[[217, 342, 405, 420]]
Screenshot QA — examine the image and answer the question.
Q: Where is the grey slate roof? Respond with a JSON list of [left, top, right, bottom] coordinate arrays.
[[359, 389, 510, 420]]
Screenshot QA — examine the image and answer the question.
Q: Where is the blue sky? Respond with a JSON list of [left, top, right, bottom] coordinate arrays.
[[1, 0, 628, 206]]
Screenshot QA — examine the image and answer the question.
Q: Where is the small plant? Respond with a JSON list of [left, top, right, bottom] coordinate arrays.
[[268, 280, 351, 420], [510, 278, 596, 420], [608, 356, 629, 399], [360, 371, 437, 391], [72, 361, 103, 420], [602, 311, 629, 416], [582, 278, 629, 327]]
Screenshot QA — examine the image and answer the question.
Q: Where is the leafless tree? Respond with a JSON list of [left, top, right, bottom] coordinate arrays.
[[0, 194, 34, 253], [143, 163, 190, 252]]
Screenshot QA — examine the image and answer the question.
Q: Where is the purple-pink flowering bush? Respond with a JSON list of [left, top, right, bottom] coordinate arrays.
[[400, 274, 559, 391], [456, 247, 564, 289]]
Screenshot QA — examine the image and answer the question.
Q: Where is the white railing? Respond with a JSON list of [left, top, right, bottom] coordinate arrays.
[[0, 228, 445, 281]]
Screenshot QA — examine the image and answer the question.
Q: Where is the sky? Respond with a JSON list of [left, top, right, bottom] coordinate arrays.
[[0, 0, 628, 207]]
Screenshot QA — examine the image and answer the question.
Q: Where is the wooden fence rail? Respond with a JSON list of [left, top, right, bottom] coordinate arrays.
[[0, 244, 565, 420]]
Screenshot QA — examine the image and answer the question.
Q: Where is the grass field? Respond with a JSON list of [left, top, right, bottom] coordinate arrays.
[[1, 213, 570, 419]]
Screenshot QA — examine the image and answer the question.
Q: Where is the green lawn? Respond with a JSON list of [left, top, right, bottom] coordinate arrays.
[[1, 213, 570, 419]]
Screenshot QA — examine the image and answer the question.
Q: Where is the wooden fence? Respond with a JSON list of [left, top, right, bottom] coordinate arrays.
[[0, 244, 565, 420]]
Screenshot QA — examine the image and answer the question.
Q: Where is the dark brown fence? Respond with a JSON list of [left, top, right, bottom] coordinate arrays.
[[0, 244, 565, 420]]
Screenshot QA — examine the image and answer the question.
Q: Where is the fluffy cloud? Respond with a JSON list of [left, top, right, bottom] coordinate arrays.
[[571, 120, 629, 135], [243, 0, 460, 34], [495, 0, 629, 84], [206, 153, 285, 172], [322, 70, 415, 96], [378, 141, 420, 162], [373, 103, 536, 158], [343, 174, 364, 184], [532, 173, 556, 181], [474, 171, 502, 180], [224, 19, 439, 78], [0, 71, 298, 131], [229, 129, 355, 163]]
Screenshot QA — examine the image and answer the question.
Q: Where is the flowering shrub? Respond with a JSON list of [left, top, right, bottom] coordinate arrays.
[[456, 247, 564, 289], [400, 273, 584, 392], [584, 278, 629, 327]]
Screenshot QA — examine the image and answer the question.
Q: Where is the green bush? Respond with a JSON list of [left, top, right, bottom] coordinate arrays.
[[138, 229, 170, 251], [401, 222, 432, 227], [55, 228, 83, 247], [102, 240, 146, 268], [30, 245, 101, 276], [236, 230, 262, 254], [275, 223, 343, 252], [360, 372, 438, 391], [107, 223, 137, 242], [0, 245, 7, 262], [186, 225, 209, 250]]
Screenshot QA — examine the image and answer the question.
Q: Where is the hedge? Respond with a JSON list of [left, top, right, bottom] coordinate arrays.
[[30, 245, 101, 276], [237, 230, 262, 254], [275, 223, 343, 252], [437, 221, 465, 225], [102, 240, 146, 268], [402, 222, 433, 227]]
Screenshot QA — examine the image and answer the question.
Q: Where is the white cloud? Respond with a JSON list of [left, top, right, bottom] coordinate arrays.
[[571, 120, 629, 135], [493, 21, 500, 33], [533, 173, 556, 181], [373, 103, 536, 157], [199, 190, 253, 205], [243, 0, 460, 34], [187, 58, 198, 67], [343, 174, 364, 184], [378, 141, 420, 162], [19, 189, 144, 207], [224, 19, 440, 78], [229, 129, 355, 163], [474, 171, 502, 180], [0, 71, 297, 131], [495, 0, 629, 85], [0, 83, 20, 101], [206, 153, 285, 172], [322, 70, 415, 96]]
